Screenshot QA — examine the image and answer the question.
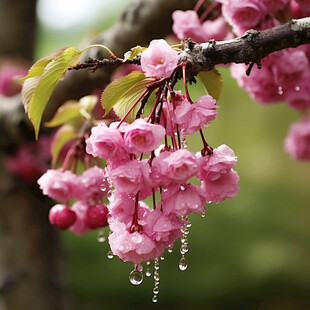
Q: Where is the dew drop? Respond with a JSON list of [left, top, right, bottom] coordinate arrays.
[[180, 244, 189, 254], [146, 261, 151, 266], [97, 230, 106, 243], [100, 184, 106, 192], [180, 185, 186, 191], [153, 286, 159, 295], [146, 267, 152, 277], [168, 247, 173, 254], [154, 272, 160, 281], [295, 86, 300, 92], [201, 213, 206, 218], [129, 269, 143, 286], [179, 257, 188, 271], [107, 251, 114, 259], [160, 256, 165, 261], [278, 86, 283, 95], [186, 222, 192, 228], [152, 296, 158, 303]]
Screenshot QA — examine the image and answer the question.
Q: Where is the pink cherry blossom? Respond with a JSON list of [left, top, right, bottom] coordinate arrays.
[[69, 201, 90, 235], [161, 183, 207, 216], [107, 159, 153, 196], [144, 209, 183, 247], [284, 118, 310, 160], [174, 95, 218, 134], [49, 204, 76, 229], [201, 169, 240, 203], [75, 166, 110, 202], [220, 0, 267, 30], [122, 118, 165, 155], [151, 149, 199, 184], [37, 169, 79, 202], [198, 144, 237, 181], [202, 16, 232, 41], [141, 39, 178, 79], [85, 203, 109, 229], [0, 64, 28, 97], [85, 122, 129, 163], [172, 10, 205, 42], [109, 220, 156, 264]]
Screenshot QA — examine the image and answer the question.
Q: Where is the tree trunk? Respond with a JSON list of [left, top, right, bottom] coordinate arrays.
[[0, 1, 66, 309]]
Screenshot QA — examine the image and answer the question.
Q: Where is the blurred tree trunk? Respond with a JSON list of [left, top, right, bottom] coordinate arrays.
[[0, 1, 66, 310]]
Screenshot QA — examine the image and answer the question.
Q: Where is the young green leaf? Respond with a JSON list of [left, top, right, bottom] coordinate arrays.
[[198, 69, 223, 101], [113, 77, 155, 123], [51, 125, 77, 167], [123, 46, 146, 61], [101, 71, 146, 117], [23, 47, 82, 138]]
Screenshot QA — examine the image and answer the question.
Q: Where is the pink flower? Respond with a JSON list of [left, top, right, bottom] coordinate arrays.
[[161, 183, 207, 216], [107, 159, 153, 196], [38, 169, 79, 202], [296, 0, 310, 13], [201, 169, 240, 203], [174, 95, 218, 134], [144, 209, 183, 247], [69, 201, 90, 235], [85, 203, 109, 229], [122, 118, 165, 155], [284, 118, 310, 160], [0, 64, 28, 97], [202, 16, 232, 41], [75, 166, 110, 202], [221, 0, 267, 30], [85, 122, 129, 163], [141, 39, 178, 79], [271, 49, 309, 87], [109, 220, 156, 264], [49, 204, 76, 229], [198, 144, 237, 181], [172, 10, 205, 42], [151, 149, 199, 184]]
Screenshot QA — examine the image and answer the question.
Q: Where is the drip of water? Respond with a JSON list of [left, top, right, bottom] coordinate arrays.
[[179, 256, 188, 271], [152, 258, 160, 303], [97, 230, 106, 243], [129, 266, 143, 286], [107, 251, 114, 259]]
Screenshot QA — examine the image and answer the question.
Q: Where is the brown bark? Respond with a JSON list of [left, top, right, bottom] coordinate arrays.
[[0, 0, 66, 309]]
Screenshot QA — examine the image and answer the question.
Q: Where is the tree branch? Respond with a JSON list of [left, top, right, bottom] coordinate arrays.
[[180, 17, 310, 75]]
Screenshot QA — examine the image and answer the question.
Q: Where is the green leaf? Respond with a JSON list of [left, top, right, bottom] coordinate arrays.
[[45, 95, 98, 127], [123, 46, 146, 61], [23, 47, 82, 138], [51, 125, 77, 167], [113, 77, 155, 123], [198, 69, 223, 101], [45, 101, 83, 127], [101, 71, 146, 117]]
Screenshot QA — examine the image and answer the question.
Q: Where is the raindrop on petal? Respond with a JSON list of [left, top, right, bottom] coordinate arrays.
[[129, 269, 143, 286]]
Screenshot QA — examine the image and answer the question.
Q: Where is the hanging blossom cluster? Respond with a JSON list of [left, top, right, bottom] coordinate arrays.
[[172, 0, 310, 161], [36, 38, 239, 300]]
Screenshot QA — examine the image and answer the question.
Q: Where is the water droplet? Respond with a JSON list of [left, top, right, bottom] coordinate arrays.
[[107, 251, 114, 259], [181, 237, 188, 244], [179, 257, 188, 271], [168, 247, 173, 254], [97, 230, 106, 243], [146, 267, 152, 277], [100, 184, 106, 192], [154, 264, 159, 271], [160, 256, 165, 261], [295, 86, 300, 92], [201, 213, 206, 218], [107, 190, 113, 198], [180, 244, 189, 254], [146, 261, 151, 266], [154, 272, 160, 281], [180, 185, 186, 191], [278, 86, 283, 95], [152, 296, 158, 303], [186, 222, 192, 228], [153, 286, 159, 295], [129, 269, 143, 286]]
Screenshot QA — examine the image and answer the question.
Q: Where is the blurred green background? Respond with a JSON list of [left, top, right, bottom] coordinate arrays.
[[36, 1, 310, 309]]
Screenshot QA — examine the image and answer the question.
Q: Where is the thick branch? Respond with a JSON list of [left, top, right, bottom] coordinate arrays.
[[180, 18, 310, 75]]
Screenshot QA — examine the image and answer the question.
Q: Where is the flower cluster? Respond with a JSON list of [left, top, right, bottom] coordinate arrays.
[[38, 166, 109, 233], [172, 1, 310, 162]]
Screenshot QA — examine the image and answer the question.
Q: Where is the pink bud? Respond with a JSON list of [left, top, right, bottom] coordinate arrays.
[[85, 203, 109, 229], [49, 204, 76, 229]]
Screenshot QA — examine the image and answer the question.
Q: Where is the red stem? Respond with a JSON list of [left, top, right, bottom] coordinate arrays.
[[182, 62, 194, 104], [200, 1, 220, 21], [194, 0, 205, 12]]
